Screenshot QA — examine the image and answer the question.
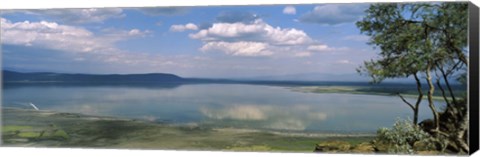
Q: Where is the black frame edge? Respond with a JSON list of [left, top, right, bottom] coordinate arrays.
[[469, 1, 480, 155]]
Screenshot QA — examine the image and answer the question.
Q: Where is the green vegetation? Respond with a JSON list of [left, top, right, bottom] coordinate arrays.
[[353, 2, 469, 154], [52, 130, 70, 140], [372, 119, 440, 154], [2, 125, 33, 132], [3, 123, 71, 142], [17, 132, 42, 138], [1, 108, 372, 152]]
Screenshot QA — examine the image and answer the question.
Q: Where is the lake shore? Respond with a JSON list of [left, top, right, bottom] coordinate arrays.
[[288, 86, 448, 101], [1, 108, 374, 152]]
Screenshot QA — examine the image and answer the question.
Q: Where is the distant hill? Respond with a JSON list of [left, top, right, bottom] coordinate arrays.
[[0, 70, 378, 86], [2, 70, 184, 83], [5, 70, 451, 87], [236, 73, 417, 83]]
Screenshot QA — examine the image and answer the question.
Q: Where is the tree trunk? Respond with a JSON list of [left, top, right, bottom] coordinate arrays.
[[436, 77, 450, 106], [413, 73, 423, 125], [454, 109, 469, 152], [438, 65, 457, 104], [425, 63, 440, 131], [397, 73, 423, 125]]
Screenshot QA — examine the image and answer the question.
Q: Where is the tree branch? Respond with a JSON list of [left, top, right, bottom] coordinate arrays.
[[397, 93, 415, 111]]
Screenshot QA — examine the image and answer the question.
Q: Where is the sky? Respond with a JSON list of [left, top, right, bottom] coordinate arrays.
[[0, 4, 380, 78]]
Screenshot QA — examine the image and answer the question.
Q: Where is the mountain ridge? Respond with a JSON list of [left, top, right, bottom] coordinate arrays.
[[2, 70, 184, 83]]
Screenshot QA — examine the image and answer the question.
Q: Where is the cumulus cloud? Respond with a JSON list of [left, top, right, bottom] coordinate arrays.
[[216, 11, 259, 24], [169, 23, 198, 32], [299, 4, 368, 25], [283, 6, 297, 15], [0, 18, 151, 60], [190, 19, 312, 45], [1, 17, 208, 75], [0, 18, 151, 54], [187, 18, 347, 57], [2, 18, 106, 52], [199, 41, 273, 57], [4, 8, 125, 24]]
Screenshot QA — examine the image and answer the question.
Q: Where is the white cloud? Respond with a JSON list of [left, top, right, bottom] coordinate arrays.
[[190, 19, 311, 45], [0, 18, 150, 54], [199, 41, 273, 57], [189, 19, 313, 57], [1, 18, 107, 53], [170, 23, 198, 32], [0, 17, 161, 68], [188, 19, 347, 57], [283, 6, 297, 15], [72, 8, 124, 23]]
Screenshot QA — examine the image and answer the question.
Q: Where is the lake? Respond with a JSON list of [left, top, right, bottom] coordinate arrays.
[[2, 83, 442, 134]]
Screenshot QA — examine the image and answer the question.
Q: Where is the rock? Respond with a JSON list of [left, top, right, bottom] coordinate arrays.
[[413, 140, 435, 151], [351, 142, 375, 153], [314, 141, 351, 153], [371, 140, 389, 152], [417, 150, 441, 155]]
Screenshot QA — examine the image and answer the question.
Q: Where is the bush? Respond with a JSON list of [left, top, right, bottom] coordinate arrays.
[[373, 119, 439, 154]]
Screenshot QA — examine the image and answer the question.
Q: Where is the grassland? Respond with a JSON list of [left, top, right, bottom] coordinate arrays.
[[1, 108, 373, 152]]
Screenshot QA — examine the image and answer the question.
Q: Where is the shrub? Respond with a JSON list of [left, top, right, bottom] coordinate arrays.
[[373, 119, 438, 154]]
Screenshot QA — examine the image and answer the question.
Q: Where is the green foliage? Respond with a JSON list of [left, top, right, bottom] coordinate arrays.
[[18, 132, 42, 138], [373, 119, 438, 154], [52, 129, 70, 140], [355, 2, 468, 83], [2, 125, 32, 132]]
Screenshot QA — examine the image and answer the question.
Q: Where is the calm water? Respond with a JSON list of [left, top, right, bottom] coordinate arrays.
[[2, 83, 442, 133]]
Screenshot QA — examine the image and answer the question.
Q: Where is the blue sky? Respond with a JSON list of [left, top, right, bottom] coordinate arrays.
[[1, 4, 379, 78]]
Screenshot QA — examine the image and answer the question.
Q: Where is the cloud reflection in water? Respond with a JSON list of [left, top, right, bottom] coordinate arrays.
[[200, 104, 328, 131]]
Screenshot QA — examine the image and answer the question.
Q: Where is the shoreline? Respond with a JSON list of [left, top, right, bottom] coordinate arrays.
[[288, 86, 450, 101], [2, 107, 374, 152], [2, 107, 374, 137]]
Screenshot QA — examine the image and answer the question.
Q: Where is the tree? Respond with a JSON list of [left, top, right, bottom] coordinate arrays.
[[355, 3, 431, 126], [356, 2, 468, 153]]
